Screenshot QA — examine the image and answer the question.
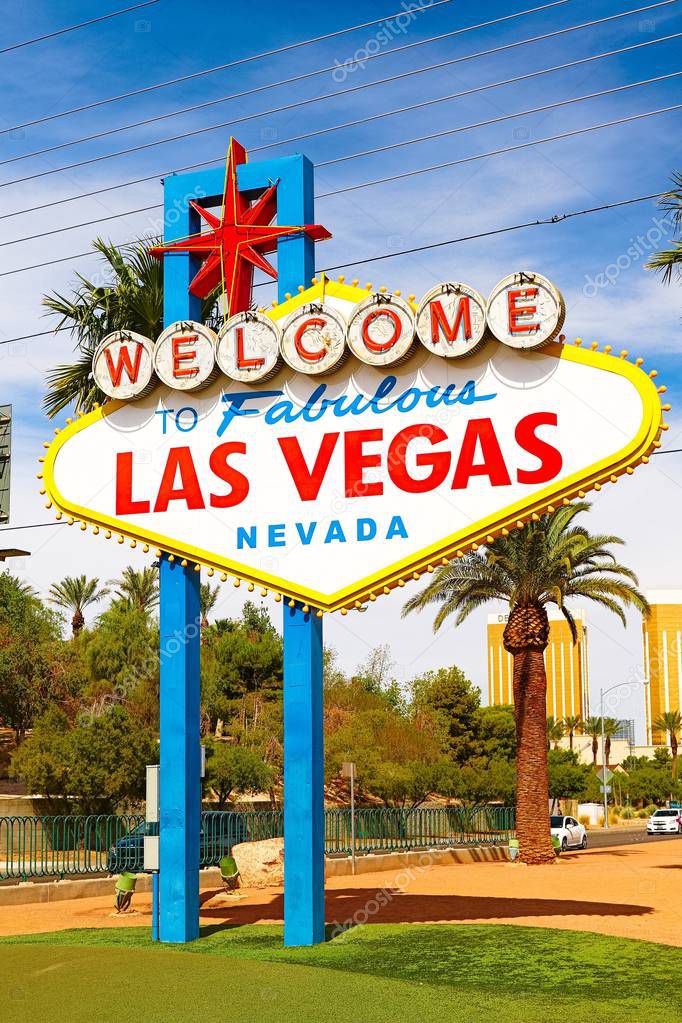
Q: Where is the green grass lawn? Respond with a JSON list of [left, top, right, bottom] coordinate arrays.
[[1, 924, 678, 1022]]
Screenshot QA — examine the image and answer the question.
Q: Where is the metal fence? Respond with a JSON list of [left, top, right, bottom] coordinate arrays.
[[0, 805, 513, 881]]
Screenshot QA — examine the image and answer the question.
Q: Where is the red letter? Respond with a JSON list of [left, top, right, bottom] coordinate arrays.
[[209, 442, 250, 508], [452, 419, 511, 489], [345, 429, 383, 498], [104, 343, 143, 387], [235, 326, 265, 371], [172, 334, 199, 378], [388, 424, 450, 493], [507, 287, 539, 335], [429, 297, 472, 344], [115, 452, 150, 514], [278, 434, 339, 501], [295, 318, 327, 363], [361, 308, 402, 353], [154, 447, 205, 512], [515, 412, 562, 483]]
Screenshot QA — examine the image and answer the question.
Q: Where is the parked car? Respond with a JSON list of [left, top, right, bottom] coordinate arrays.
[[107, 814, 249, 873], [647, 808, 682, 835], [550, 815, 587, 851]]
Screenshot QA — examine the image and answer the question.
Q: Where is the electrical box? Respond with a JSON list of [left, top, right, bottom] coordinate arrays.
[[0, 405, 10, 524], [144, 835, 160, 871], [146, 764, 159, 823]]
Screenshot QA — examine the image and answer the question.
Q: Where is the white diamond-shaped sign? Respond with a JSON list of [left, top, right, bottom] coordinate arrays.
[[43, 284, 663, 612]]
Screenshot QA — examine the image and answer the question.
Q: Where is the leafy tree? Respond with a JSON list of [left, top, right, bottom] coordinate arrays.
[[83, 604, 159, 724], [108, 566, 159, 616], [547, 749, 592, 810], [10, 707, 70, 806], [200, 583, 220, 630], [204, 742, 273, 810], [562, 715, 583, 752], [0, 573, 69, 740], [654, 710, 682, 778], [48, 575, 108, 636], [12, 706, 157, 813], [473, 705, 516, 763], [403, 502, 647, 865], [546, 716, 565, 750], [410, 665, 481, 763], [459, 757, 516, 805], [646, 170, 682, 285]]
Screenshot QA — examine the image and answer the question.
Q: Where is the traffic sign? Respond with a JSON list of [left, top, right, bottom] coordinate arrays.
[[599, 784, 612, 794], [596, 766, 614, 784]]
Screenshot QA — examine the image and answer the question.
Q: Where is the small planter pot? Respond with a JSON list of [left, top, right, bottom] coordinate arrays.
[[508, 838, 520, 861]]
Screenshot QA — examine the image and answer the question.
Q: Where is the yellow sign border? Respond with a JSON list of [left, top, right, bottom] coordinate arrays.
[[41, 330, 664, 613]]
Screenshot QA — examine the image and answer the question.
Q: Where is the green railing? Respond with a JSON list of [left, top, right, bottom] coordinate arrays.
[[0, 805, 513, 881], [325, 805, 515, 855]]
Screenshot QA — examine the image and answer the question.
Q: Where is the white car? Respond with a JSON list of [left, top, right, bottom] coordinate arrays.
[[647, 809, 682, 834], [550, 815, 587, 851]]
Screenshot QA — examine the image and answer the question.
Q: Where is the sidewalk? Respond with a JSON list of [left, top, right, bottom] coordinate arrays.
[[2, 839, 680, 946]]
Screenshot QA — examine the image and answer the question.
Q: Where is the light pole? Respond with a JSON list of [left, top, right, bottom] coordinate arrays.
[[599, 678, 648, 829]]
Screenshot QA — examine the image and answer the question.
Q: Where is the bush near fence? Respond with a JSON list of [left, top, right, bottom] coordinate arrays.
[[0, 805, 514, 881]]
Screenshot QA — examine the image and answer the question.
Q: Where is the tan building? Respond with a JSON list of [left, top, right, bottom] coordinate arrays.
[[643, 590, 682, 745], [487, 609, 589, 719]]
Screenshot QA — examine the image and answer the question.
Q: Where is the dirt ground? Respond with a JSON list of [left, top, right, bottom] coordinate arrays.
[[2, 840, 681, 946]]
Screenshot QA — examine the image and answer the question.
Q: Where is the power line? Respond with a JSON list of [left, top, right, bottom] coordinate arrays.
[[0, 0, 512, 135], [0, 0, 667, 190], [317, 103, 682, 198], [0, 1, 161, 56], [2, 25, 676, 223], [0, 0, 571, 167], [317, 73, 682, 169], [0, 188, 666, 326], [0, 103, 675, 279], [3, 69, 677, 252]]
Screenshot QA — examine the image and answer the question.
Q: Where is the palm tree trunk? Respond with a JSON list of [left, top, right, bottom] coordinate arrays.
[[512, 648, 555, 865], [592, 737, 598, 767], [569, 731, 574, 752], [672, 733, 678, 780]]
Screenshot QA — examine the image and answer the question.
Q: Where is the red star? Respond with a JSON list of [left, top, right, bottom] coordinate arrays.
[[149, 138, 331, 315]]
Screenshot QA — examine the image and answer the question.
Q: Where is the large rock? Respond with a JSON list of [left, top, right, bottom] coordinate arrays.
[[232, 837, 284, 888]]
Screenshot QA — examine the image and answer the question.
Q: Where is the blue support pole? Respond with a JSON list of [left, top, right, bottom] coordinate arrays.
[[283, 604, 325, 947], [157, 149, 324, 946], [158, 174, 202, 944], [239, 152, 325, 946]]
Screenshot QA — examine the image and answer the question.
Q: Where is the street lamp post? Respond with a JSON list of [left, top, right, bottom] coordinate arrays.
[[599, 678, 649, 829]]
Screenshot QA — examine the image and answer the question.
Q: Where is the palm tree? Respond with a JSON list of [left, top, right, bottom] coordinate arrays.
[[646, 170, 682, 285], [562, 715, 583, 752], [48, 575, 108, 636], [109, 566, 159, 616], [403, 502, 648, 865], [200, 583, 220, 630], [601, 717, 621, 769], [654, 710, 682, 778], [42, 237, 219, 418], [546, 716, 565, 749], [582, 717, 602, 767]]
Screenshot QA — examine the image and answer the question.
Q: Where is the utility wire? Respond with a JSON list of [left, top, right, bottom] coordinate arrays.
[[0, 0, 573, 166], [0, 188, 666, 315], [2, 27, 677, 223], [0, 1, 161, 56], [2, 69, 677, 252], [0, 0, 560, 138], [316, 103, 682, 198], [0, 0, 667, 190]]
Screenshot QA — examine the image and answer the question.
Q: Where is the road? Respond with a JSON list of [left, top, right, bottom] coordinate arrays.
[[586, 826, 682, 848]]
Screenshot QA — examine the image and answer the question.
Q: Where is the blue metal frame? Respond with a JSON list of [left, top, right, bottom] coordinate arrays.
[[158, 148, 324, 946]]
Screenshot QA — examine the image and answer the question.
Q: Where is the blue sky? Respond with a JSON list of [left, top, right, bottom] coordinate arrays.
[[0, 0, 681, 737]]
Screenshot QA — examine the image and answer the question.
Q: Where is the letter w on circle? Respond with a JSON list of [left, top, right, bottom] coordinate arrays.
[[278, 434, 339, 501], [105, 342, 143, 387]]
